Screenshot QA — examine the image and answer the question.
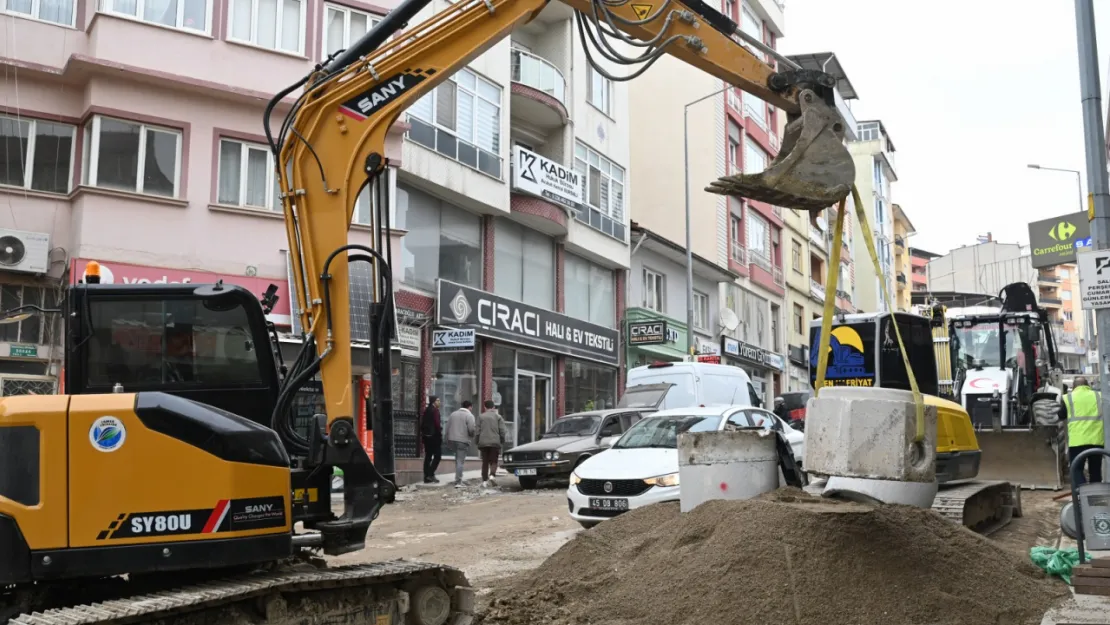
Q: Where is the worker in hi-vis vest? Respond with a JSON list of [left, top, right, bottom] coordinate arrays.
[[1059, 377, 1105, 485]]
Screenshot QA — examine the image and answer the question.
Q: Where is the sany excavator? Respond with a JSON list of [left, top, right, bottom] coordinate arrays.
[[0, 0, 855, 624]]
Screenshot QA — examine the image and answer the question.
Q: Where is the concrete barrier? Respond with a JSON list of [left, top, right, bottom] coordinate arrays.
[[678, 429, 779, 512]]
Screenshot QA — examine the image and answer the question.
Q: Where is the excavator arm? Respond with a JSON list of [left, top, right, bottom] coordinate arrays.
[[266, 0, 854, 554]]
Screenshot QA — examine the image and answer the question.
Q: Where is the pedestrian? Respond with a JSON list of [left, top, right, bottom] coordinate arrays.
[[477, 400, 508, 485], [421, 396, 442, 484], [1059, 376, 1105, 485], [446, 400, 476, 487]]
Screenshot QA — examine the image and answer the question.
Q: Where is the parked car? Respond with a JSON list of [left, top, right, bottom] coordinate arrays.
[[626, 361, 762, 409], [566, 405, 805, 528], [774, 390, 812, 430], [502, 383, 672, 489]]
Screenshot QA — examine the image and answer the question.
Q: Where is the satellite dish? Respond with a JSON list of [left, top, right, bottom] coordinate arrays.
[[816, 216, 828, 231], [719, 308, 740, 332]]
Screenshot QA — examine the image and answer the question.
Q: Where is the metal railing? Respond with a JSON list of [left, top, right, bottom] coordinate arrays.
[[750, 251, 772, 272], [774, 266, 784, 286], [510, 47, 567, 105], [1038, 274, 1061, 283], [810, 280, 825, 301], [1041, 297, 1063, 305], [731, 242, 747, 265], [837, 289, 852, 302]]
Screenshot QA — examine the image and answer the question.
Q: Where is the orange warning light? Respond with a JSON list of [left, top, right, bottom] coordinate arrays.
[[85, 261, 102, 284]]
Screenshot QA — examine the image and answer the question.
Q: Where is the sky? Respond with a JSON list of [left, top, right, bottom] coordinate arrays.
[[776, 0, 1110, 256]]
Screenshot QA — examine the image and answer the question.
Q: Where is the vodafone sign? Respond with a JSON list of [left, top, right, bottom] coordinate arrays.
[[70, 258, 292, 324]]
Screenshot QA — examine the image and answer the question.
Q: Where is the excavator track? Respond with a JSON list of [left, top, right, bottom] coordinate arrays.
[[3, 560, 474, 625], [931, 480, 1021, 536]]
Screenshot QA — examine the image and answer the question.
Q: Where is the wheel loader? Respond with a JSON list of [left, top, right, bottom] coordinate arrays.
[[808, 312, 1021, 535], [0, 0, 857, 623]]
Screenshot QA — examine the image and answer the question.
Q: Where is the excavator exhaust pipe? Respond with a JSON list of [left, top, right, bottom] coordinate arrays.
[[706, 88, 855, 213]]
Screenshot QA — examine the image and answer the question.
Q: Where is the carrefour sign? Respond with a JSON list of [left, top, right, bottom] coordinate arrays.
[[1028, 211, 1091, 268]]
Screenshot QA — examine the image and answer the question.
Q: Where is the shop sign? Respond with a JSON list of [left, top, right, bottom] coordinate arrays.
[[396, 324, 422, 358], [432, 328, 476, 352], [437, 279, 619, 365], [766, 353, 785, 371], [8, 344, 38, 358], [71, 258, 291, 324], [628, 320, 667, 345], [721, 336, 771, 368], [696, 354, 721, 364], [511, 146, 583, 211], [695, 336, 721, 355]]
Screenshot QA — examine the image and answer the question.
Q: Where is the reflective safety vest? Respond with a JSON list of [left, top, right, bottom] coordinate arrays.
[[1065, 386, 1105, 447]]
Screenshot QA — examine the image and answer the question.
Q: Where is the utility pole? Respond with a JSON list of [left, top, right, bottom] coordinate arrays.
[[1074, 0, 1110, 466]]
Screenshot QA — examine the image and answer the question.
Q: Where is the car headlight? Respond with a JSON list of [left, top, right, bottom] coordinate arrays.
[[544, 452, 552, 460], [569, 472, 581, 485], [552, 452, 560, 460], [504, 454, 512, 462], [643, 472, 680, 488]]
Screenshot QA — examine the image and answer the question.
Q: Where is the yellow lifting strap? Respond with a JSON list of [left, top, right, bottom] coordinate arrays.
[[812, 184, 925, 443]]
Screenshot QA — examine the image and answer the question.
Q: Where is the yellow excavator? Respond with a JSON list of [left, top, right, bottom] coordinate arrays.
[[0, 0, 855, 624]]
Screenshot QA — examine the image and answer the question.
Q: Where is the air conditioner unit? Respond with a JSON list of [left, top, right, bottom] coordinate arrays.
[[0, 228, 51, 274]]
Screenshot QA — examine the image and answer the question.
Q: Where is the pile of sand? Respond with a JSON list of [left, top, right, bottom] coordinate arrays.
[[480, 489, 1068, 625]]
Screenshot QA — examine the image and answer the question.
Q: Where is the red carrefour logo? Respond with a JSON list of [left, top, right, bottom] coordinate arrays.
[[968, 377, 1000, 390]]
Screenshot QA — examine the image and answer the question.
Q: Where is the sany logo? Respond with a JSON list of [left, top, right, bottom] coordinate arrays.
[[81, 262, 192, 285]]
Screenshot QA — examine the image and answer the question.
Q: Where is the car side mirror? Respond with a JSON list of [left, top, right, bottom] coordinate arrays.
[[608, 437, 619, 448]]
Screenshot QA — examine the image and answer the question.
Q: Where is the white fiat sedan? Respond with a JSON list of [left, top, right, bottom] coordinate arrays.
[[566, 405, 804, 528]]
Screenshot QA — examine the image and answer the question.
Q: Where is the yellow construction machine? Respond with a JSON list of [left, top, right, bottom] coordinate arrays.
[[0, 1, 855, 624]]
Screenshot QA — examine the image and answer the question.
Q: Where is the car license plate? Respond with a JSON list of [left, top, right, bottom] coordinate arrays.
[[589, 498, 629, 511], [516, 468, 537, 476]]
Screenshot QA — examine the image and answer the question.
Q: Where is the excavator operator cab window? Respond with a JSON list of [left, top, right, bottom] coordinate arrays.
[[82, 297, 266, 391]]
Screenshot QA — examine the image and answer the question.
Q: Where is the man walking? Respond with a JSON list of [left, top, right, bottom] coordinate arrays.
[[421, 396, 442, 484], [446, 400, 476, 487], [1061, 377, 1105, 485], [477, 400, 508, 485]]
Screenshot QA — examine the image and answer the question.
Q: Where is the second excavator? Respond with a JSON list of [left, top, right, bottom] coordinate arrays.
[[0, 1, 856, 625]]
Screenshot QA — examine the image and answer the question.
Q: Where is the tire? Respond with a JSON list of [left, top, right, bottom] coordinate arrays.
[[518, 476, 539, 490], [578, 520, 599, 530]]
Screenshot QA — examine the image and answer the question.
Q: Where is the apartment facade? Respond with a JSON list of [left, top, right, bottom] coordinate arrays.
[[1037, 263, 1089, 373], [892, 203, 915, 311], [848, 120, 897, 313], [0, 1, 633, 460], [909, 247, 938, 296]]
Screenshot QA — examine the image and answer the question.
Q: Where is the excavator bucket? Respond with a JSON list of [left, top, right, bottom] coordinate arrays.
[[706, 88, 854, 212], [974, 426, 1068, 490]]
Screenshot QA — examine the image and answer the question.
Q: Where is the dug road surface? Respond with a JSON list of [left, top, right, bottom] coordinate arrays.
[[331, 476, 580, 585]]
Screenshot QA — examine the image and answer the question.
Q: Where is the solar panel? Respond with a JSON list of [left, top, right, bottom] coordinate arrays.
[[285, 252, 397, 345]]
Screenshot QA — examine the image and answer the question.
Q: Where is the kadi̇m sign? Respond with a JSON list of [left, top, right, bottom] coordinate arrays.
[[1028, 211, 1091, 269]]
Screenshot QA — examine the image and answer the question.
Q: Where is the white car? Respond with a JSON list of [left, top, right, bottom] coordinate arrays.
[[566, 405, 805, 528]]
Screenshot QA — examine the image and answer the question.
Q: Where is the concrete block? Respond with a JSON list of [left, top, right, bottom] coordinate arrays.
[[678, 430, 779, 512], [804, 386, 937, 483]]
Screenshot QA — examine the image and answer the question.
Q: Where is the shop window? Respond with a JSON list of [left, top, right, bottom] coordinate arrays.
[[432, 348, 480, 457], [564, 253, 615, 327], [0, 285, 60, 346], [395, 182, 483, 292], [492, 345, 552, 447], [565, 359, 617, 413], [391, 359, 420, 413], [494, 218, 554, 308]]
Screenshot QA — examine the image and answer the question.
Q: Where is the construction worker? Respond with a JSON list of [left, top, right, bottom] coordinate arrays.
[[1060, 377, 1105, 485]]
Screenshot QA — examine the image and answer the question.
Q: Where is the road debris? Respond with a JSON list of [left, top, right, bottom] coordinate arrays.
[[480, 488, 1069, 625]]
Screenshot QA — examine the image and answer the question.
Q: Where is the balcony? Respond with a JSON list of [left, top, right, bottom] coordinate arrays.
[[810, 280, 826, 302], [731, 242, 747, 265], [837, 289, 852, 302], [896, 273, 907, 285], [809, 227, 826, 251], [895, 236, 905, 249], [510, 48, 569, 128], [774, 266, 784, 286], [1038, 273, 1061, 284], [1041, 297, 1063, 307]]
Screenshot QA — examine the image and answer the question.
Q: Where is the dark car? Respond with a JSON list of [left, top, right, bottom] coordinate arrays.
[[774, 390, 811, 430], [502, 383, 671, 489]]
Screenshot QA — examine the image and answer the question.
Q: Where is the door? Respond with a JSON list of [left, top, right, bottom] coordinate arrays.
[[516, 374, 535, 446], [533, 377, 549, 442]]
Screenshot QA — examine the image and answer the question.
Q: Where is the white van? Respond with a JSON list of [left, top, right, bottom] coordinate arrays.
[[625, 361, 762, 410]]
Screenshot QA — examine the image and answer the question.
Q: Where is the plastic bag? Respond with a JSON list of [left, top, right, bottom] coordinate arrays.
[[1030, 546, 1089, 585]]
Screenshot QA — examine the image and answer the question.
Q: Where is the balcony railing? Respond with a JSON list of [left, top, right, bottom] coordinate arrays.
[[1041, 297, 1063, 305], [774, 266, 784, 286], [837, 289, 852, 302], [751, 251, 772, 272], [1038, 274, 1061, 283], [809, 228, 826, 250], [731, 242, 747, 265], [810, 280, 825, 301], [510, 48, 567, 105]]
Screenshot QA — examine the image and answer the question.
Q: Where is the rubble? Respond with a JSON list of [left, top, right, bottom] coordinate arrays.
[[480, 488, 1068, 625]]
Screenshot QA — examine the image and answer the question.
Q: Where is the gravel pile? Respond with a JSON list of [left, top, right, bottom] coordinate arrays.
[[480, 488, 1068, 625]]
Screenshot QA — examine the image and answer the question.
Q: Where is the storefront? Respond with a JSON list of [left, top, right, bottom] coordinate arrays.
[[787, 344, 810, 392], [625, 310, 688, 368], [436, 279, 620, 447], [720, 336, 783, 406]]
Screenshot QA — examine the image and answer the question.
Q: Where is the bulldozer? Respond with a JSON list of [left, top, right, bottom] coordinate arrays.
[[809, 311, 1021, 535], [916, 283, 1068, 491], [0, 0, 857, 623]]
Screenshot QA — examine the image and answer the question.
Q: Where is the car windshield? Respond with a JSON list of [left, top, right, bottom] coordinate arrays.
[[618, 384, 671, 408], [953, 320, 1021, 369], [613, 414, 722, 449], [544, 415, 601, 437]]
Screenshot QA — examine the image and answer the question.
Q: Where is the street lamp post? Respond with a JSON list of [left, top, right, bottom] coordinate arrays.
[[683, 86, 732, 357], [1028, 164, 1097, 374]]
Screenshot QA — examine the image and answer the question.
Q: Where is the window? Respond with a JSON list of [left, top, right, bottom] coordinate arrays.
[[874, 198, 885, 225], [858, 122, 881, 142], [1061, 269, 1071, 278], [573, 141, 626, 240], [323, 3, 380, 58], [747, 210, 769, 266], [1065, 311, 1074, 321], [229, 0, 305, 54], [643, 268, 665, 313], [83, 297, 265, 389], [565, 359, 617, 413], [216, 138, 281, 212], [744, 136, 766, 174], [770, 304, 780, 351], [565, 253, 615, 327], [433, 348, 480, 455], [743, 91, 767, 128], [740, 4, 763, 59], [0, 114, 75, 194], [0, 285, 60, 345], [793, 303, 804, 335], [407, 68, 502, 179], [1, 0, 75, 25], [730, 213, 745, 263], [1062, 291, 1073, 301], [494, 218, 554, 308], [101, 0, 208, 32], [395, 181, 482, 291], [872, 159, 883, 191], [82, 116, 180, 197], [587, 64, 611, 115], [693, 290, 709, 330], [728, 122, 741, 174], [723, 0, 735, 18], [791, 239, 802, 273]]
